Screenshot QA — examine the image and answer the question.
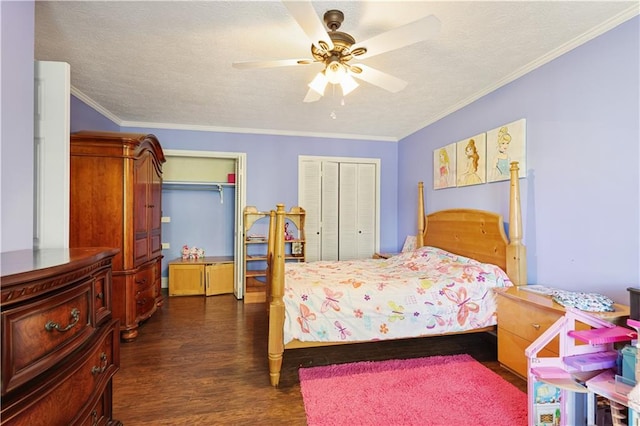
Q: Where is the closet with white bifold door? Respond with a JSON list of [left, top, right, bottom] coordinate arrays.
[[299, 156, 379, 262]]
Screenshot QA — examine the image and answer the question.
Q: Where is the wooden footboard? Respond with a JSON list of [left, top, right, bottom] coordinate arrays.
[[266, 162, 526, 386]]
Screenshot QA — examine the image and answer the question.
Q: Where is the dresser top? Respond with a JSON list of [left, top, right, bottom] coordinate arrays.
[[1, 248, 119, 280]]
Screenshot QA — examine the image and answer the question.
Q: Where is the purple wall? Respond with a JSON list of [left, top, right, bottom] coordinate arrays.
[[70, 95, 119, 132], [1, 1, 35, 252], [399, 16, 640, 303], [122, 128, 398, 274]]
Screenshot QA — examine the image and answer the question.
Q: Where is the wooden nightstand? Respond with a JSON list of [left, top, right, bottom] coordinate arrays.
[[372, 252, 399, 259], [495, 286, 630, 378]]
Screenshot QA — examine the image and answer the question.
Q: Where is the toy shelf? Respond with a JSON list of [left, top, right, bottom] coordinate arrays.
[[568, 326, 637, 345], [526, 307, 637, 425]]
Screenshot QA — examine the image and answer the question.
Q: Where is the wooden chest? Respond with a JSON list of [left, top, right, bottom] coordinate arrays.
[[1, 248, 121, 425]]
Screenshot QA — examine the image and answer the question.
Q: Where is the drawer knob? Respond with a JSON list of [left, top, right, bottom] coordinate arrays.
[[135, 277, 147, 285], [44, 308, 80, 332], [96, 292, 104, 300], [531, 323, 541, 330], [91, 352, 108, 375]]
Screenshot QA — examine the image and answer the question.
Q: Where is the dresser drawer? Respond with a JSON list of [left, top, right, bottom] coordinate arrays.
[[79, 384, 111, 426], [1, 320, 119, 426], [134, 265, 157, 320], [497, 292, 561, 351], [1, 281, 95, 395], [93, 266, 113, 326]]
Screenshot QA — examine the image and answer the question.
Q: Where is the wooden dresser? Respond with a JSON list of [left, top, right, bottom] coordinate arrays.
[[496, 286, 629, 378], [1, 248, 121, 425], [70, 131, 166, 342]]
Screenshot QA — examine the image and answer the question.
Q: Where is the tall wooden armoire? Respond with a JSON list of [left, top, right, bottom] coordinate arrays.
[[70, 131, 165, 342]]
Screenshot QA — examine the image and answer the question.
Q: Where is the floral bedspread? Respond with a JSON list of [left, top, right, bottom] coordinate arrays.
[[283, 246, 512, 344]]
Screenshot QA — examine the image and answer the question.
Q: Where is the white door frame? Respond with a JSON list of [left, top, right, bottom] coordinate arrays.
[[163, 149, 246, 299], [34, 61, 70, 249]]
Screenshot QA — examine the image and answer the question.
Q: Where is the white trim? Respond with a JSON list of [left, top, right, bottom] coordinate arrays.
[[122, 120, 397, 142], [299, 155, 382, 165], [163, 149, 245, 159]]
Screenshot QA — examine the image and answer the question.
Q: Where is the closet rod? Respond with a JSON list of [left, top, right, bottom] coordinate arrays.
[[162, 181, 234, 203]]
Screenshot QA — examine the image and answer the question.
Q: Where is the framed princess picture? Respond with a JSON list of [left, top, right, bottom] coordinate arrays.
[[433, 143, 456, 189], [486, 119, 526, 182], [456, 133, 486, 187]]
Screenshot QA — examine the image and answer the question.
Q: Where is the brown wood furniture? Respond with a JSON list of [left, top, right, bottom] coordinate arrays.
[[266, 162, 527, 386], [1, 248, 121, 425], [168, 256, 234, 296], [496, 286, 630, 378], [70, 131, 166, 342]]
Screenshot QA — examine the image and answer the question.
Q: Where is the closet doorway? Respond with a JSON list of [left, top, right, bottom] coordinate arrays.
[[299, 156, 380, 262], [162, 150, 246, 299]]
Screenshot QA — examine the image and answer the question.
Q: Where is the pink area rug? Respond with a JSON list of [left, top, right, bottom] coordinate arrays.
[[299, 354, 527, 426]]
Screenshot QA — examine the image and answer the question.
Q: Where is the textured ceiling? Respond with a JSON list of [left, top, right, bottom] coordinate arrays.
[[35, 1, 638, 141]]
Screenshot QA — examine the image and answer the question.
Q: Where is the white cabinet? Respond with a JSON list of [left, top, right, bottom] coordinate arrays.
[[300, 157, 378, 261]]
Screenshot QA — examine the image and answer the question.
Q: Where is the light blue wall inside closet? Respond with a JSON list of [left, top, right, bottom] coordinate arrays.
[[161, 186, 236, 277]]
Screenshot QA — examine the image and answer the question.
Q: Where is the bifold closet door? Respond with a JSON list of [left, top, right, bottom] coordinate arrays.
[[300, 159, 376, 262], [300, 160, 339, 262], [338, 163, 376, 260], [300, 160, 322, 262]]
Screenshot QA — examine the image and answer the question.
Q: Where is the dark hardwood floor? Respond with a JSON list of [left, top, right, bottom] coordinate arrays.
[[112, 292, 527, 425]]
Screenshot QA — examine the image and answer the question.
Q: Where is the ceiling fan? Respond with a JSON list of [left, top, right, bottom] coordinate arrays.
[[232, 1, 441, 102]]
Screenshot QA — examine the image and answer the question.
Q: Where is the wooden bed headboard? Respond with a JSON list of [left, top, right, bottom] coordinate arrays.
[[422, 209, 508, 271], [416, 162, 526, 286]]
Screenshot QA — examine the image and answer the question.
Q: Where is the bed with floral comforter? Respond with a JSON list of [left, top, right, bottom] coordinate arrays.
[[282, 246, 512, 345]]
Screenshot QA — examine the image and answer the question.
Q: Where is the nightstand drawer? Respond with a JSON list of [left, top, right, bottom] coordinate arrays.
[[498, 327, 558, 377], [497, 292, 561, 349]]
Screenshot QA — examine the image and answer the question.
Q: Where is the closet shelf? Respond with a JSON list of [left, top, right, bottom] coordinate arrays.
[[163, 181, 235, 191]]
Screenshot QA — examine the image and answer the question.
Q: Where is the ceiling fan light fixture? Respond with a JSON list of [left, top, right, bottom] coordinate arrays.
[[340, 74, 359, 96], [308, 71, 328, 95], [325, 58, 347, 84]]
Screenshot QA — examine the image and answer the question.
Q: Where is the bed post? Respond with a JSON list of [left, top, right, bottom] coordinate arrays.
[[416, 181, 425, 248], [506, 162, 527, 286], [268, 204, 286, 386], [265, 209, 276, 312]]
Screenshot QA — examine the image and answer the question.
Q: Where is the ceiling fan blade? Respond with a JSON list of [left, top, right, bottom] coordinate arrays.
[[232, 59, 312, 69], [351, 64, 407, 93], [303, 87, 322, 103], [282, 0, 334, 51], [352, 15, 441, 60]]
